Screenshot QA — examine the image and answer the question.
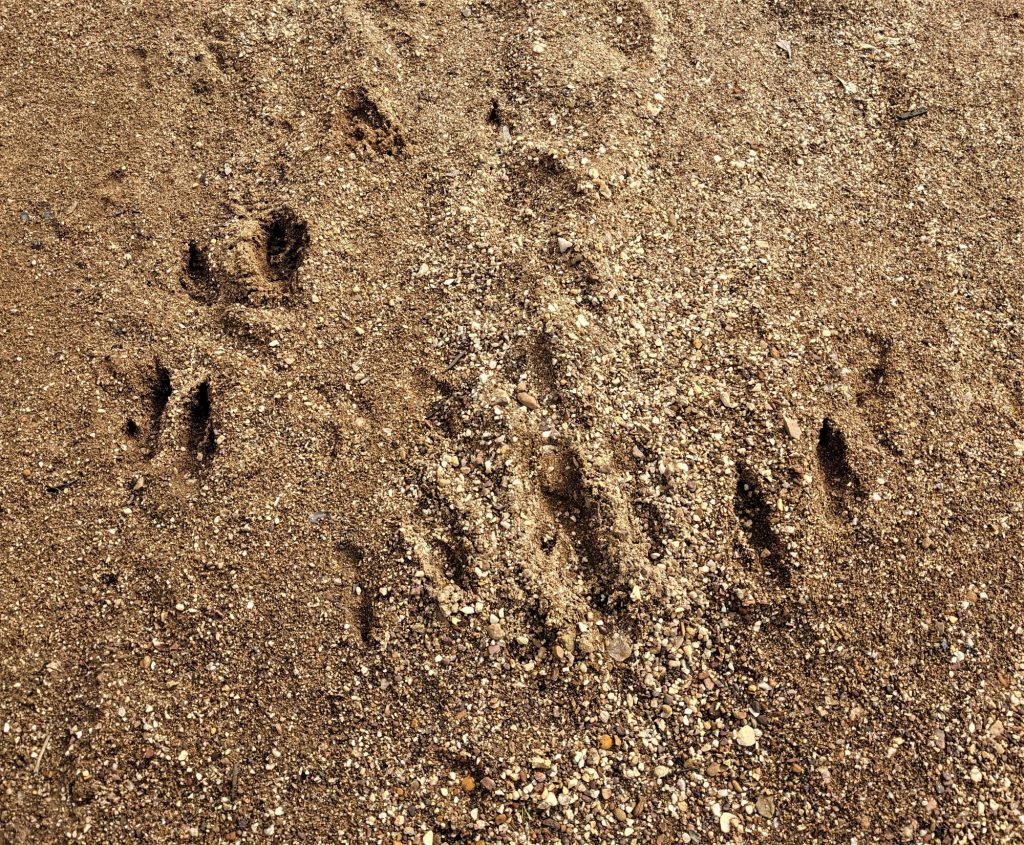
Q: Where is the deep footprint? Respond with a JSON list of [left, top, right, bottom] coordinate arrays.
[[734, 464, 790, 586], [186, 380, 217, 467], [817, 418, 860, 513]]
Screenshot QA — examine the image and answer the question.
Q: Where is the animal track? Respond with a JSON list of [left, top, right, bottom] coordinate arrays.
[[394, 345, 658, 662], [852, 333, 905, 455], [147, 358, 173, 456], [588, 0, 662, 62], [116, 356, 172, 458], [486, 98, 505, 129], [263, 209, 309, 284], [556, 250, 617, 313], [411, 472, 484, 595], [101, 354, 220, 486], [765, 0, 859, 25], [308, 536, 379, 650], [335, 86, 407, 156], [181, 207, 309, 307], [536, 446, 629, 611], [186, 380, 217, 468], [183, 242, 217, 304], [855, 338, 892, 405], [499, 143, 585, 216], [817, 418, 860, 514], [334, 542, 375, 646], [734, 464, 791, 586]]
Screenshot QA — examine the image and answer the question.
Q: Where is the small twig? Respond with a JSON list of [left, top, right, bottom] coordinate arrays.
[[33, 732, 51, 774], [442, 351, 467, 373], [896, 106, 927, 121]]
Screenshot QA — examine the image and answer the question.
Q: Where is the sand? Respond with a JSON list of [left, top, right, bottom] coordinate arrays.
[[1, 0, 1022, 842]]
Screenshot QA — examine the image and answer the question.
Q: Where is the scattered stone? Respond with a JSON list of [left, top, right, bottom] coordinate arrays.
[[557, 237, 573, 254], [516, 391, 541, 410], [776, 39, 792, 59], [783, 414, 802, 440], [837, 76, 859, 95], [756, 796, 776, 818], [598, 734, 613, 751], [736, 725, 757, 747], [606, 632, 632, 662]]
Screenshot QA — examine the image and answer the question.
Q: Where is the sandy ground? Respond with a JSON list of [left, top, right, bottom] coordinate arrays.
[[1, 0, 1022, 842]]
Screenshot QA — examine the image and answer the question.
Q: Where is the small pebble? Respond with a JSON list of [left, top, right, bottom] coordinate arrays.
[[606, 633, 632, 662], [736, 725, 757, 747], [516, 391, 541, 411], [783, 414, 802, 440]]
